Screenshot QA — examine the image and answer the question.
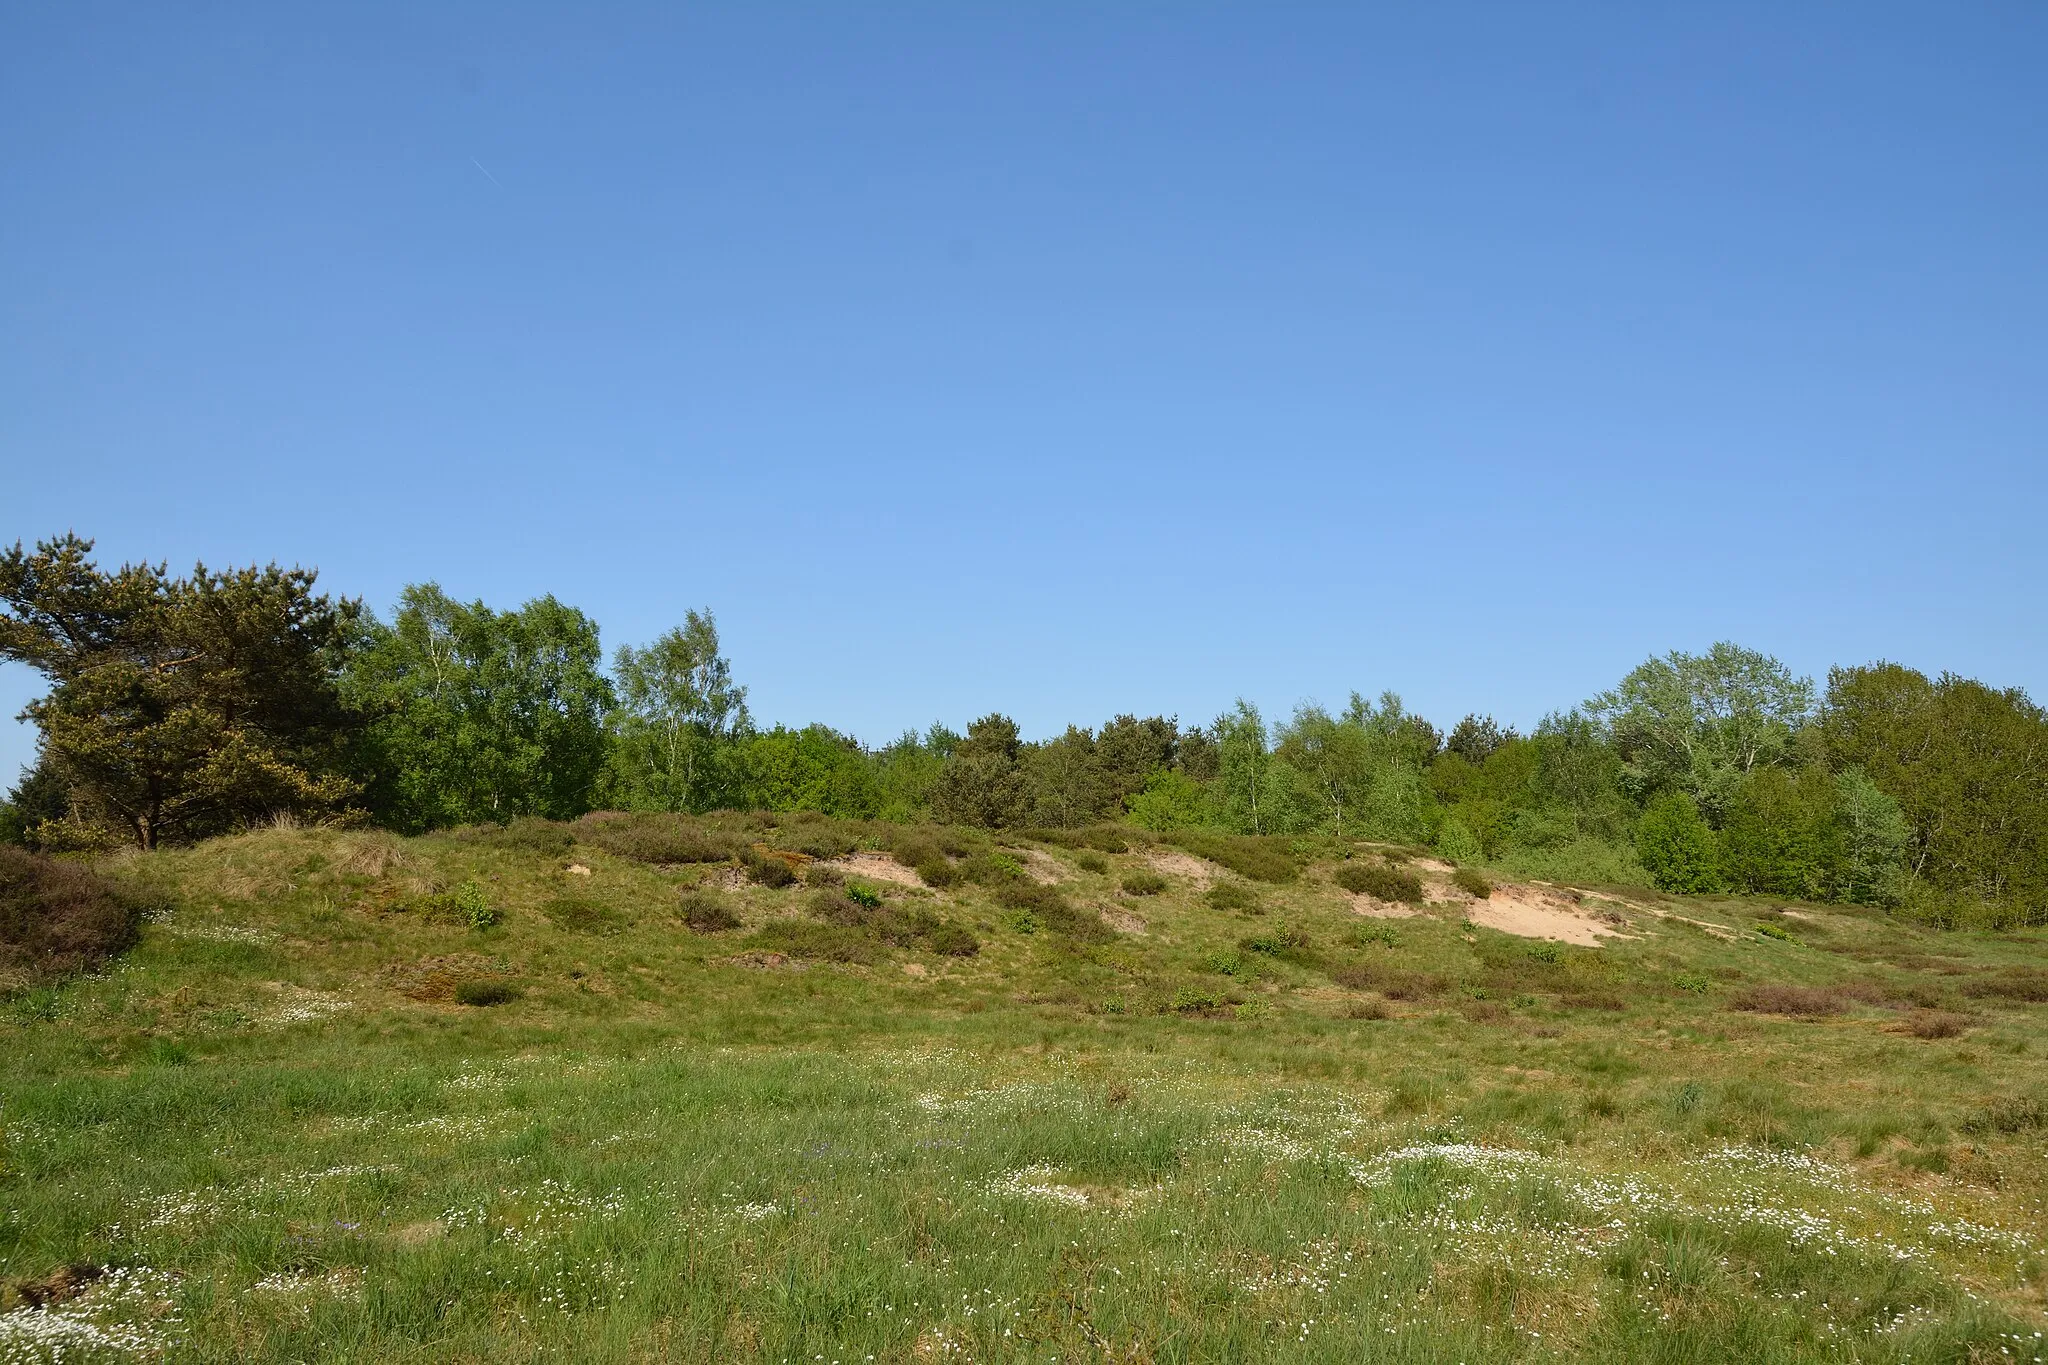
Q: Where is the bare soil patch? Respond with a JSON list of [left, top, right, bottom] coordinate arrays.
[[816, 853, 924, 888], [1466, 883, 1631, 946], [1348, 894, 1420, 919], [1144, 850, 1215, 887]]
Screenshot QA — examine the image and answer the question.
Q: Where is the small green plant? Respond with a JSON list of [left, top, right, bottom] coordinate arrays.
[[1074, 851, 1109, 875], [1452, 867, 1493, 899], [1203, 950, 1245, 976], [1205, 880, 1261, 914], [450, 880, 500, 930], [454, 978, 518, 1007], [846, 881, 884, 910], [1003, 908, 1041, 935], [1120, 871, 1168, 896], [1241, 925, 1311, 955], [1233, 1000, 1269, 1022], [1349, 922, 1398, 949], [1333, 862, 1424, 904], [1674, 971, 1712, 994], [678, 890, 741, 933], [1526, 940, 1565, 964], [1756, 921, 1792, 942], [1170, 984, 1225, 1014], [1101, 996, 1128, 1015]]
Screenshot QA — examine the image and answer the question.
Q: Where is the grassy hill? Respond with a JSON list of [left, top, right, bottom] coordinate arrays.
[[2, 814, 2045, 1362]]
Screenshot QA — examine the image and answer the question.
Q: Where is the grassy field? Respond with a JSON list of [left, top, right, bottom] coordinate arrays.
[[2, 815, 2045, 1363]]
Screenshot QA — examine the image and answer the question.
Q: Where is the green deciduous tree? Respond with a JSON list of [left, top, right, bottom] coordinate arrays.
[[733, 725, 879, 817], [606, 611, 751, 812], [1587, 642, 1815, 818], [0, 535, 361, 848], [1718, 766, 1839, 900], [344, 584, 613, 831], [1832, 767, 1910, 907], [1635, 791, 1722, 893]]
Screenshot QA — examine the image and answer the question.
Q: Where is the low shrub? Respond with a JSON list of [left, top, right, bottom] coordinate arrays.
[[1205, 880, 1261, 915], [806, 890, 871, 926], [1452, 867, 1493, 899], [1074, 851, 1109, 875], [539, 897, 626, 935], [1526, 941, 1565, 965], [678, 891, 741, 933], [1241, 925, 1311, 955], [1961, 1092, 2048, 1135], [1161, 830, 1297, 883], [1730, 985, 1845, 1017], [1120, 871, 1168, 896], [891, 838, 943, 871], [1961, 968, 2048, 1002], [455, 817, 576, 856], [924, 923, 981, 957], [1673, 971, 1712, 994], [1169, 984, 1227, 1015], [578, 814, 738, 865], [1203, 949, 1245, 976], [413, 880, 501, 930], [801, 863, 844, 888], [743, 850, 798, 888], [743, 920, 881, 964], [1333, 862, 1424, 903], [1345, 997, 1391, 1021], [454, 978, 519, 1007], [914, 858, 960, 889], [1328, 961, 1445, 1000], [962, 852, 1027, 885], [1903, 1010, 1971, 1040], [845, 882, 884, 909], [1348, 922, 1398, 948], [0, 847, 146, 984], [991, 879, 1112, 942], [1756, 921, 1793, 942]]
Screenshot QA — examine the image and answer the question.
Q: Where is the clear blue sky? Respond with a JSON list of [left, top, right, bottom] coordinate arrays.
[[4, 4, 2045, 787]]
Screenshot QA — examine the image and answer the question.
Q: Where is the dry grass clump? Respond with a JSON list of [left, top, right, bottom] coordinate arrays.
[[0, 846, 146, 984], [742, 849, 799, 887], [1328, 960, 1445, 1001], [1730, 984, 1847, 1017], [1901, 1009, 1972, 1039]]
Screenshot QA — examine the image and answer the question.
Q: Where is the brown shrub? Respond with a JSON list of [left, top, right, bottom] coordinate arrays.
[[1961, 968, 2048, 1003], [678, 891, 741, 934], [1329, 960, 1444, 1000], [1730, 985, 1846, 1017], [0, 847, 145, 984], [1334, 862, 1424, 903], [1902, 1010, 1972, 1039]]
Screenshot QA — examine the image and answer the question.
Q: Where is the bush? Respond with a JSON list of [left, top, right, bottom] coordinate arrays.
[[1730, 985, 1845, 1017], [456, 818, 575, 856], [992, 879, 1112, 942], [743, 920, 881, 964], [1328, 961, 1445, 1000], [678, 890, 741, 933], [1169, 984, 1227, 1015], [924, 923, 981, 957], [1452, 867, 1493, 899], [1205, 880, 1261, 914], [1961, 968, 2048, 1002], [0, 847, 145, 984], [539, 897, 626, 935], [743, 850, 798, 888], [1120, 871, 1168, 896], [578, 814, 738, 865], [962, 852, 1026, 885], [807, 890, 872, 926], [1636, 793, 1722, 894], [1161, 830, 1297, 883], [914, 858, 960, 889], [454, 978, 519, 1006], [1074, 851, 1109, 875], [801, 863, 843, 888], [413, 880, 501, 930], [1903, 1010, 1971, 1040], [1756, 921, 1793, 942], [845, 882, 884, 909], [1241, 925, 1311, 956], [1333, 862, 1424, 903]]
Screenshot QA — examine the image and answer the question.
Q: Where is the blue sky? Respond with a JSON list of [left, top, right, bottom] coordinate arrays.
[[4, 4, 2045, 787]]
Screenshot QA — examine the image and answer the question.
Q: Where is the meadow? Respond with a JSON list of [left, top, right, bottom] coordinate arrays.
[[2, 813, 2045, 1363]]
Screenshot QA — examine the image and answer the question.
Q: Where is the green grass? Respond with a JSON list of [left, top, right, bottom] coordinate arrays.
[[2, 821, 2046, 1362]]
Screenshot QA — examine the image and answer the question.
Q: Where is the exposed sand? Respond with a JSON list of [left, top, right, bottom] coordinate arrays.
[[817, 852, 925, 887], [1022, 850, 1067, 884], [1348, 894, 1420, 919], [1465, 883, 1632, 946], [1103, 907, 1149, 935], [1144, 850, 1215, 887]]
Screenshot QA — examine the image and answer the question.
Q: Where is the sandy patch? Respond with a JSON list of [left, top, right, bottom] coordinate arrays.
[[1022, 851, 1066, 884], [1144, 850, 1215, 887], [1103, 908, 1148, 935], [1348, 894, 1420, 919], [1466, 884, 1631, 946], [818, 852, 924, 888], [901, 961, 929, 978]]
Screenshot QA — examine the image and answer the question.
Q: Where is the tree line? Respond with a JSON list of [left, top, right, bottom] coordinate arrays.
[[3, 536, 2044, 926]]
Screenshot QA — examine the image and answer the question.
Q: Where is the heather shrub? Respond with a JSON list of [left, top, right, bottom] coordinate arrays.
[[1730, 985, 1845, 1017], [1120, 871, 1168, 896], [1074, 851, 1109, 874], [1334, 862, 1424, 903], [1452, 867, 1493, 899], [454, 978, 519, 1006], [744, 920, 880, 964], [0, 846, 146, 984], [1161, 830, 1297, 883], [456, 817, 576, 855], [743, 850, 798, 888], [579, 814, 738, 864], [539, 896, 626, 935], [915, 858, 960, 889], [924, 923, 981, 957], [801, 863, 844, 888], [1205, 880, 1261, 914], [678, 890, 741, 933]]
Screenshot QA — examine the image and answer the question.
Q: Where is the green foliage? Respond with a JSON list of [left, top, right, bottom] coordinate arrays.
[[1433, 812, 1483, 865], [1718, 766, 1838, 899], [453, 978, 519, 1006], [744, 919, 881, 963], [1124, 770, 1218, 832], [1756, 921, 1793, 942], [450, 880, 500, 930], [1204, 879, 1261, 914], [731, 725, 881, 818], [928, 714, 1028, 828], [1240, 925, 1311, 955], [1119, 871, 1168, 896], [1636, 793, 1722, 894], [1831, 767, 1910, 907], [1095, 714, 1179, 811], [1333, 861, 1424, 903], [914, 857, 959, 888], [1452, 867, 1493, 899], [603, 611, 750, 814], [923, 923, 981, 957], [845, 881, 884, 910], [0, 846, 146, 984], [871, 725, 956, 822], [455, 817, 576, 856], [577, 813, 738, 864], [1074, 850, 1108, 875], [0, 535, 362, 848], [1586, 642, 1815, 819], [1446, 714, 1516, 764], [1021, 725, 1106, 827], [345, 584, 612, 832], [676, 890, 741, 933]]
